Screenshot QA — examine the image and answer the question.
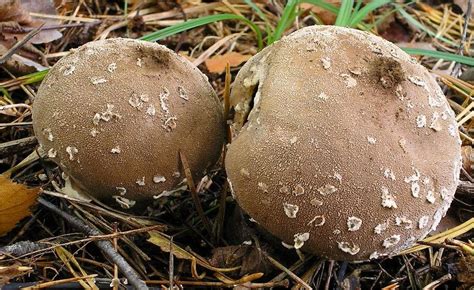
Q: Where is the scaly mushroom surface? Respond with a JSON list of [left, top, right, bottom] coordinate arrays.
[[33, 38, 225, 209], [226, 26, 462, 261]]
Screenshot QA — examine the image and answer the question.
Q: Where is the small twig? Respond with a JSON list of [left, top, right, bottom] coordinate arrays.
[[0, 121, 33, 127], [179, 151, 213, 235], [169, 235, 174, 290], [451, 0, 472, 77], [223, 63, 231, 121], [0, 104, 32, 111], [145, 279, 290, 288], [0, 136, 37, 158], [0, 24, 44, 64], [324, 260, 335, 290], [215, 180, 228, 244], [21, 274, 98, 290], [416, 241, 459, 250], [89, 225, 164, 240], [0, 240, 48, 256], [262, 251, 313, 290], [422, 273, 452, 290], [112, 223, 119, 290], [37, 198, 149, 290], [23, 22, 95, 32]]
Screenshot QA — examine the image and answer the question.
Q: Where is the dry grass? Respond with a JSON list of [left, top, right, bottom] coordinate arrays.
[[0, 1, 473, 289]]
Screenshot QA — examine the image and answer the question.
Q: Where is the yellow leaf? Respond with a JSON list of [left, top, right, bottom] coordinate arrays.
[[205, 52, 251, 74], [0, 174, 40, 236], [55, 247, 98, 289], [147, 231, 240, 273]]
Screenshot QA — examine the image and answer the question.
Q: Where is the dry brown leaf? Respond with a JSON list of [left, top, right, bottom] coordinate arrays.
[[300, 1, 340, 25], [0, 174, 40, 237], [205, 52, 251, 74], [0, 0, 62, 44], [454, 0, 474, 17], [0, 264, 32, 286], [0, 0, 32, 24], [147, 231, 240, 273]]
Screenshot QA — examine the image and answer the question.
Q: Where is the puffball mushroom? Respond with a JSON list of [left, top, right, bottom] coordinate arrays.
[[33, 38, 225, 208], [225, 26, 462, 261]]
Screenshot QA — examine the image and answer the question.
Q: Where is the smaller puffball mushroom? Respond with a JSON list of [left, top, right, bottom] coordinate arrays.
[[33, 38, 225, 208], [225, 26, 462, 261]]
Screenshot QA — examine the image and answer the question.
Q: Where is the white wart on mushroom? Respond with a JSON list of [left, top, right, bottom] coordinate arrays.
[[33, 38, 225, 206], [225, 26, 462, 261]]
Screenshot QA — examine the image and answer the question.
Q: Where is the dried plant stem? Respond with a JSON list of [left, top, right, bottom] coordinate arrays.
[[21, 274, 98, 290], [0, 24, 43, 64], [422, 273, 452, 290], [37, 198, 149, 290], [262, 252, 312, 289]]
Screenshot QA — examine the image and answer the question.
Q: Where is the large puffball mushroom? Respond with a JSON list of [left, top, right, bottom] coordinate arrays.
[[225, 26, 462, 261], [33, 38, 225, 208]]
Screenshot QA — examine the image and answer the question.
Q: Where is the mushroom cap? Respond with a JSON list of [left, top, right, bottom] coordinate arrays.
[[225, 26, 462, 261], [33, 38, 225, 208]]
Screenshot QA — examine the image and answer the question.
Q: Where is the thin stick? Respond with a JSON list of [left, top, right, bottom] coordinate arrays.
[[451, 0, 472, 77], [0, 122, 33, 127], [179, 151, 213, 235], [169, 236, 174, 290], [262, 252, 313, 289], [455, 101, 474, 121], [21, 274, 97, 290], [112, 223, 119, 290], [0, 104, 32, 111], [145, 279, 289, 288], [224, 63, 231, 121], [422, 273, 452, 290], [0, 136, 37, 158], [0, 24, 44, 64], [457, 111, 474, 126], [324, 260, 334, 290], [37, 198, 149, 290]]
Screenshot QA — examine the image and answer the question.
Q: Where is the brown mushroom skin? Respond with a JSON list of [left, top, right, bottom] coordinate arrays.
[[226, 26, 462, 261], [33, 38, 225, 207]]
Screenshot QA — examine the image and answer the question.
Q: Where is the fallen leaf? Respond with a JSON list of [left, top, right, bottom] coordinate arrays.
[[0, 174, 40, 237], [205, 52, 251, 74], [0, 264, 32, 286], [460, 68, 474, 84], [379, 21, 411, 43], [0, 0, 62, 44], [0, 44, 43, 74], [0, 0, 32, 24], [210, 245, 271, 276], [55, 247, 98, 289], [300, 1, 340, 25], [147, 231, 240, 273], [454, 0, 474, 17]]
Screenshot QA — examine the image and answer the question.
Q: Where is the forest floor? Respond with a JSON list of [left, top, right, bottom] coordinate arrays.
[[0, 0, 473, 289]]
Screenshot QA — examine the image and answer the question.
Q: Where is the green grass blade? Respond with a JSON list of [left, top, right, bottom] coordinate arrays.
[[353, 0, 363, 14], [335, 0, 354, 26], [302, 0, 339, 14], [270, 0, 300, 44], [402, 48, 474, 66], [140, 13, 263, 50], [244, 0, 267, 21], [396, 5, 456, 46], [349, 0, 391, 27], [244, 0, 273, 39], [23, 69, 49, 85], [0, 86, 12, 99]]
